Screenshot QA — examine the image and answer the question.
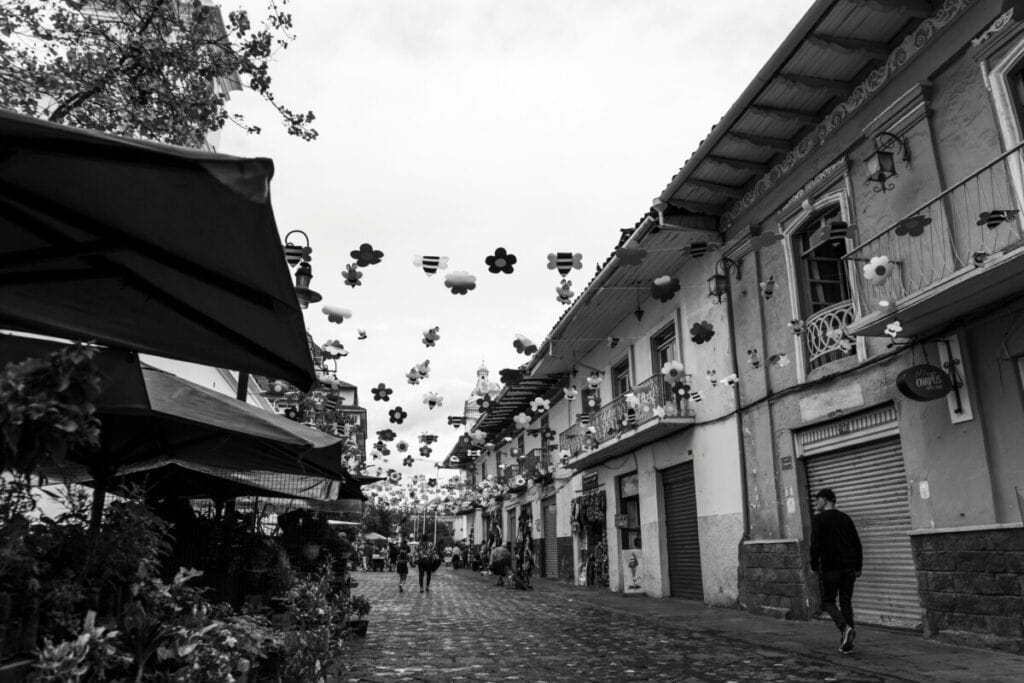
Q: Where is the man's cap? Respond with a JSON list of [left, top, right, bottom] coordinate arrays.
[[815, 488, 836, 503]]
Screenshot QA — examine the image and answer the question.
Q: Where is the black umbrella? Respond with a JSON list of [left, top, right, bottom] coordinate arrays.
[[0, 109, 315, 390]]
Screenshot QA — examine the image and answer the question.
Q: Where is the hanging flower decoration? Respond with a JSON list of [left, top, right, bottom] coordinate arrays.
[[769, 353, 791, 368], [690, 320, 715, 344], [586, 372, 602, 388], [322, 305, 352, 324], [351, 243, 384, 267], [415, 360, 431, 378], [513, 334, 538, 355], [422, 327, 441, 347], [547, 252, 583, 276], [564, 385, 579, 400], [377, 428, 397, 442], [403, 455, 415, 467], [468, 429, 487, 444], [614, 246, 647, 265], [358, 329, 367, 340], [722, 373, 739, 388], [661, 360, 686, 381], [476, 394, 494, 411], [749, 225, 785, 250], [651, 275, 680, 303], [862, 255, 895, 285], [555, 279, 575, 305], [652, 405, 666, 419], [788, 319, 805, 336], [423, 392, 444, 409], [530, 397, 551, 414], [388, 406, 408, 424], [342, 263, 363, 288], [485, 247, 517, 274], [322, 339, 347, 358], [445, 271, 477, 295], [826, 328, 855, 353], [378, 442, 392, 456], [513, 412, 532, 429], [406, 368, 422, 385], [607, 337, 620, 349], [388, 470, 402, 484], [894, 214, 931, 237], [371, 383, 393, 401], [747, 350, 761, 368], [624, 393, 640, 409], [706, 369, 718, 387], [977, 210, 1019, 229], [884, 321, 903, 339], [396, 440, 409, 453], [413, 255, 449, 276], [500, 368, 524, 386], [370, 446, 383, 459], [760, 275, 775, 300], [674, 381, 692, 400]]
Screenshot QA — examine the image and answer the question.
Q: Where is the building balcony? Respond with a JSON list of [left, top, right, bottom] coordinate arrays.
[[845, 144, 1024, 337], [804, 300, 857, 371], [558, 373, 695, 471]]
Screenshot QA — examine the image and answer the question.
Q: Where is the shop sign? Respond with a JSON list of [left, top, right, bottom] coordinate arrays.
[[582, 471, 599, 490], [896, 364, 952, 401]]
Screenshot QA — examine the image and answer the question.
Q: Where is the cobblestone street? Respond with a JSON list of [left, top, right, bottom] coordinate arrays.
[[331, 567, 1024, 682]]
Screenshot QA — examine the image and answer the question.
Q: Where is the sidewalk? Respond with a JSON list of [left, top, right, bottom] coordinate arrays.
[[515, 573, 1024, 682]]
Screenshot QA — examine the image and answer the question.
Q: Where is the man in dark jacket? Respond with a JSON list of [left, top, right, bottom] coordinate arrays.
[[810, 488, 862, 654]]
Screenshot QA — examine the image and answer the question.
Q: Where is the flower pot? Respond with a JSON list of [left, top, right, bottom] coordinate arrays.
[[348, 619, 369, 637]]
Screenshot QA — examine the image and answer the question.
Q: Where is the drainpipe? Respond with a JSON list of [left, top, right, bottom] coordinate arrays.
[[722, 255, 750, 542]]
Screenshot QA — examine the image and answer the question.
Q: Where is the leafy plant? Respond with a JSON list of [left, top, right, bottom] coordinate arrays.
[[347, 594, 371, 620], [0, 0, 317, 146], [0, 344, 102, 474]]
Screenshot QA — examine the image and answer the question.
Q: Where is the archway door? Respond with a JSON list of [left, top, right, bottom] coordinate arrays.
[[805, 438, 921, 629], [662, 461, 703, 599]]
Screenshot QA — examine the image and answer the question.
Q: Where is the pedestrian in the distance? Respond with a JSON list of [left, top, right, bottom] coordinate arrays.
[[810, 487, 862, 654], [396, 541, 410, 592], [452, 543, 462, 570], [489, 541, 512, 586], [416, 534, 439, 593]]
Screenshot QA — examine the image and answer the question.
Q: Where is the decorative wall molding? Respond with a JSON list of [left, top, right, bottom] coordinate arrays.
[[777, 158, 849, 217], [971, 8, 1014, 48], [724, 0, 976, 227]]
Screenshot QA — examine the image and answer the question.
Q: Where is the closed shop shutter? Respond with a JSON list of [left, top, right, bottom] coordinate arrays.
[[662, 462, 703, 599], [805, 438, 921, 628], [542, 496, 558, 578], [507, 508, 517, 543]]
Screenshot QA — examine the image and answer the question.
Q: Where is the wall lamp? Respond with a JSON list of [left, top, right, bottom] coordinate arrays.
[[707, 256, 742, 304], [865, 132, 910, 193]]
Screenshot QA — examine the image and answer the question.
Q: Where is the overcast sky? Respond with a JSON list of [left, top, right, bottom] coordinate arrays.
[[217, 0, 814, 485]]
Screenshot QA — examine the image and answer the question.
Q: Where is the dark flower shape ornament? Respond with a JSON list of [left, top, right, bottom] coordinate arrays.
[[388, 406, 408, 424], [351, 243, 384, 267], [477, 395, 493, 410], [377, 428, 397, 442], [690, 320, 715, 344], [486, 247, 517, 274], [371, 383, 393, 401]]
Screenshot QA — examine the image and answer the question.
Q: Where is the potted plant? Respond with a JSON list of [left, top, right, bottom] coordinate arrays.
[[345, 595, 371, 637]]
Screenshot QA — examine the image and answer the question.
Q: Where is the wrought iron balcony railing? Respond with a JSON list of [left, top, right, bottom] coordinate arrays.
[[804, 300, 856, 370], [558, 372, 694, 455], [845, 143, 1024, 314]]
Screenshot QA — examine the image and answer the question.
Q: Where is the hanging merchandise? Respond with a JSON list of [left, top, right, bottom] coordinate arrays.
[[977, 209, 1019, 229], [690, 320, 715, 344], [614, 246, 647, 265], [413, 255, 449, 275], [894, 214, 930, 237], [342, 263, 362, 288], [548, 251, 583, 276], [350, 243, 384, 267], [445, 271, 477, 295], [749, 224, 784, 250], [422, 326, 441, 347], [485, 247, 518, 274], [513, 334, 538, 355], [862, 255, 895, 285], [555, 279, 575, 305], [650, 275, 681, 303], [322, 305, 352, 324], [760, 275, 775, 300]]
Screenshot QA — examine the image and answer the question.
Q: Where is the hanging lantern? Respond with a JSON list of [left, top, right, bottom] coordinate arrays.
[[294, 262, 322, 309]]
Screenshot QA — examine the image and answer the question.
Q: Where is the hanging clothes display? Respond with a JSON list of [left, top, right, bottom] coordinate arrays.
[[573, 489, 608, 588]]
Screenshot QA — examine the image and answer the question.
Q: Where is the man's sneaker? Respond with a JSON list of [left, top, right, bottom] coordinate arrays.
[[398, 585, 403, 592], [841, 626, 856, 652]]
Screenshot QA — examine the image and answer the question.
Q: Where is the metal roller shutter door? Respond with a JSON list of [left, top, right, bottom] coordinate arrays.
[[805, 438, 921, 629], [542, 496, 558, 578], [662, 462, 703, 600]]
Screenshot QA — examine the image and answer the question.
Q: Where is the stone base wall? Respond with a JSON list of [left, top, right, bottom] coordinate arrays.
[[737, 540, 815, 621], [912, 528, 1024, 654]]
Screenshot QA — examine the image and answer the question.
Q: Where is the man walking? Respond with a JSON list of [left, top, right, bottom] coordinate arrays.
[[810, 487, 862, 654]]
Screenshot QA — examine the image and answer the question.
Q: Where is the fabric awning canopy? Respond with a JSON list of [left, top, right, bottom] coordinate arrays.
[[1, 335, 348, 480], [0, 108, 315, 390]]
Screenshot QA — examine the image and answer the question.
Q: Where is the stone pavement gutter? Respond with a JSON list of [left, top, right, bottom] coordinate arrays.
[[523, 574, 1024, 682]]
